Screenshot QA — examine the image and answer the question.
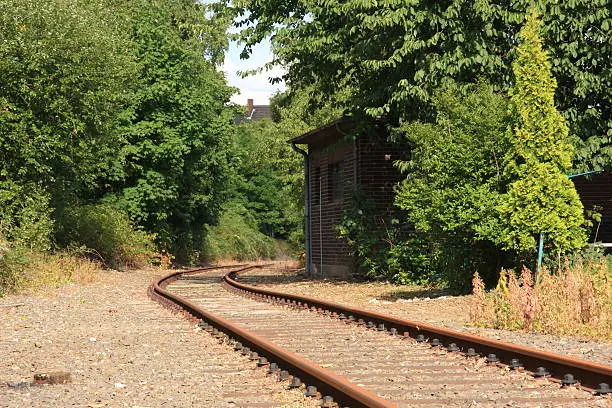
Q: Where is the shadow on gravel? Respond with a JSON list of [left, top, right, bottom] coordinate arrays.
[[178, 275, 222, 284], [238, 270, 451, 301], [377, 288, 452, 301]]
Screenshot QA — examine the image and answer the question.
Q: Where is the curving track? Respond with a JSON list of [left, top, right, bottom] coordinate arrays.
[[150, 264, 612, 408]]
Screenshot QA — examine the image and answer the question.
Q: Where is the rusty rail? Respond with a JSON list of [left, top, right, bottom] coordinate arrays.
[[150, 265, 397, 408], [223, 268, 612, 392]]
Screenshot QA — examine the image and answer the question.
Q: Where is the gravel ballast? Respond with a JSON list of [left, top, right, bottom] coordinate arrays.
[[0, 268, 315, 408], [240, 267, 612, 368]]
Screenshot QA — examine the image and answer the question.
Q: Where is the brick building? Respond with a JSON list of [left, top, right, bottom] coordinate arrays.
[[289, 118, 405, 276], [572, 172, 612, 246], [289, 118, 611, 276]]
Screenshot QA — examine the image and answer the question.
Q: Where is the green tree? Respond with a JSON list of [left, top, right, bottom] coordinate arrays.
[[107, 0, 235, 262], [498, 9, 587, 254], [0, 0, 137, 245], [393, 82, 513, 289], [231, 0, 611, 170], [231, 119, 302, 239]]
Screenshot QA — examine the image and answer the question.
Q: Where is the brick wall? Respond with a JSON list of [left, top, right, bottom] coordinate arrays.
[[356, 132, 406, 216], [572, 173, 612, 243], [307, 128, 407, 277], [309, 137, 356, 276]]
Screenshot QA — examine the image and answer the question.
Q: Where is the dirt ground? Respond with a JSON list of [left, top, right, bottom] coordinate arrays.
[[0, 268, 317, 408], [241, 267, 612, 367]]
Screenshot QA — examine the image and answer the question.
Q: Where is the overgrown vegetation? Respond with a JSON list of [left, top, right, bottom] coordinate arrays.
[[0, 236, 99, 297], [335, 8, 600, 292], [1, 0, 610, 305], [0, 0, 241, 294], [202, 204, 278, 262], [57, 204, 160, 268], [336, 194, 435, 285], [202, 88, 344, 263], [393, 82, 513, 290], [470, 257, 611, 339]]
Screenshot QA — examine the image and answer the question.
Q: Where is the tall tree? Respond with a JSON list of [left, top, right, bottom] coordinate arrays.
[[108, 0, 235, 262], [231, 0, 611, 170], [0, 0, 137, 245], [498, 9, 587, 254]]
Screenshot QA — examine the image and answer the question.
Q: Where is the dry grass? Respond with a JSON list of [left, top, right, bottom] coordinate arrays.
[[2, 251, 100, 295], [470, 258, 611, 340]]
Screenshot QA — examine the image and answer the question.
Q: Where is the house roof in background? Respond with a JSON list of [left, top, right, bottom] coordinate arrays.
[[235, 99, 273, 124], [248, 105, 272, 121]]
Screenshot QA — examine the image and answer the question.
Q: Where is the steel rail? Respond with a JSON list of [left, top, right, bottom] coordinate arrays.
[[224, 269, 612, 392], [150, 265, 397, 408]]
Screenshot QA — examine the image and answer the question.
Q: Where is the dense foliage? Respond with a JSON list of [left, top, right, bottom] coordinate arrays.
[[1, 0, 608, 297], [393, 82, 513, 289], [0, 0, 239, 278], [339, 10, 592, 290], [231, 0, 611, 171], [105, 0, 235, 263], [203, 87, 344, 262], [201, 116, 305, 262], [230, 119, 303, 242], [0, 0, 136, 248]]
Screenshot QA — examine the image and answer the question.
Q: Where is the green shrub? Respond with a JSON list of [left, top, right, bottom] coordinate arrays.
[[336, 193, 437, 285], [57, 204, 159, 268], [203, 204, 277, 262], [0, 181, 54, 251], [0, 237, 30, 297]]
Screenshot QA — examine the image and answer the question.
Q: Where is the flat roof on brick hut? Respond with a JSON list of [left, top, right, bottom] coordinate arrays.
[[288, 117, 406, 277]]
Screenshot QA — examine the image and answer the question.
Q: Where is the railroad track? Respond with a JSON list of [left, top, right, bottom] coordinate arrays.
[[150, 264, 612, 407]]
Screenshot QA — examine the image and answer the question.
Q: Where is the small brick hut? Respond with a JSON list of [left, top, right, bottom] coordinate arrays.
[[289, 118, 405, 276], [572, 172, 612, 246]]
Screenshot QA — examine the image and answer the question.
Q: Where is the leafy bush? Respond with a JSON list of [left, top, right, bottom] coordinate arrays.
[[0, 237, 30, 296], [470, 257, 611, 339], [336, 193, 436, 285], [392, 82, 514, 291], [0, 0, 137, 200], [202, 204, 277, 262], [0, 181, 54, 251], [57, 204, 159, 268]]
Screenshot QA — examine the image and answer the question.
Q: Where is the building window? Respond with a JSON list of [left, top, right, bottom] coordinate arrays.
[[328, 162, 344, 202], [313, 167, 321, 206]]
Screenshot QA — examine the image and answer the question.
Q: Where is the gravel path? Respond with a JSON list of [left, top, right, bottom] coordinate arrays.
[[0, 268, 314, 408], [240, 267, 612, 368]]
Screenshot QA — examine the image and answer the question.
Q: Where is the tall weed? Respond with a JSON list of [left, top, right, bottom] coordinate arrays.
[[0, 245, 99, 296], [470, 258, 611, 339], [0, 236, 29, 296]]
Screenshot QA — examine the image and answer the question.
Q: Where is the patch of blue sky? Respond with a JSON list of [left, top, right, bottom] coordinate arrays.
[[223, 38, 286, 105], [200, 0, 285, 104]]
